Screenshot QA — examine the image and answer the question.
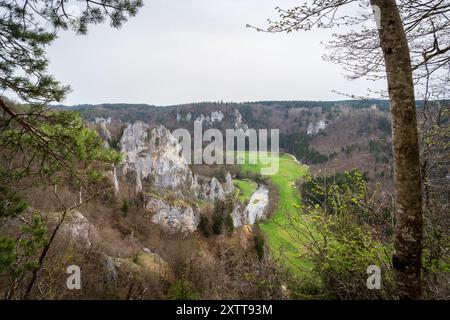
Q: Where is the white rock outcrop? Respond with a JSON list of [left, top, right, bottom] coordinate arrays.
[[201, 177, 225, 202], [61, 210, 98, 247], [307, 118, 327, 135], [102, 254, 119, 286], [119, 122, 195, 193], [100, 121, 246, 233], [231, 204, 244, 228], [193, 111, 224, 124], [119, 121, 152, 192], [95, 117, 112, 148], [146, 197, 199, 234], [245, 186, 269, 224], [211, 111, 224, 122], [224, 172, 234, 195], [234, 109, 249, 134], [95, 117, 111, 124], [110, 166, 120, 196], [232, 185, 269, 227], [195, 114, 211, 123]]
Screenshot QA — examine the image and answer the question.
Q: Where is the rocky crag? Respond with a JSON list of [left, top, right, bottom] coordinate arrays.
[[96, 119, 245, 234]]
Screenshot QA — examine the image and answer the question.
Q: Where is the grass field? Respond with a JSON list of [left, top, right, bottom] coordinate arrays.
[[239, 152, 314, 276], [233, 178, 258, 203]]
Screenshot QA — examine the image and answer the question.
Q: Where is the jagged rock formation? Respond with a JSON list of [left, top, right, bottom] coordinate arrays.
[[146, 196, 199, 234], [119, 122, 196, 194], [200, 173, 234, 202], [119, 121, 152, 192], [232, 185, 269, 227], [178, 110, 224, 124], [110, 166, 120, 196], [95, 117, 112, 148], [234, 109, 249, 134], [95, 117, 112, 124], [117, 121, 204, 233], [224, 172, 234, 195], [97, 121, 238, 233], [102, 254, 119, 285], [201, 177, 225, 201], [307, 118, 328, 135], [211, 111, 224, 122], [231, 204, 244, 228]]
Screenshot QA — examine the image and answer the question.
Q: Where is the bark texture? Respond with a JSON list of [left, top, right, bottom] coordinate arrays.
[[371, 0, 423, 299]]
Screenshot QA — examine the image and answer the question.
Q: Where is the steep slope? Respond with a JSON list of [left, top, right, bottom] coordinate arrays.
[[97, 119, 237, 234]]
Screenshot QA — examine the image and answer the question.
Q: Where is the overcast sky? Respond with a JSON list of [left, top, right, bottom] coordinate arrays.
[[46, 0, 386, 106]]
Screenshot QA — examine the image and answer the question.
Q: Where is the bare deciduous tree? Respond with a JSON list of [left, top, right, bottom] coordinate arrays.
[[252, 0, 449, 299]]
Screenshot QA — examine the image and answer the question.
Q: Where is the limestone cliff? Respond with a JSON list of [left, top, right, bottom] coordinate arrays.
[[97, 121, 236, 234], [119, 122, 197, 194]]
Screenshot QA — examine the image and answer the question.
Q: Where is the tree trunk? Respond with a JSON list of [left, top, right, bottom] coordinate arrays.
[[371, 0, 423, 299]]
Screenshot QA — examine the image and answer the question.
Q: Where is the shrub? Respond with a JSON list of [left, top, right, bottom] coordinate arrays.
[[120, 199, 129, 217], [225, 214, 234, 233], [167, 277, 199, 300], [291, 170, 397, 299], [199, 215, 210, 238], [301, 170, 368, 217], [254, 232, 265, 260], [212, 213, 224, 235], [212, 199, 232, 235], [302, 213, 396, 299]]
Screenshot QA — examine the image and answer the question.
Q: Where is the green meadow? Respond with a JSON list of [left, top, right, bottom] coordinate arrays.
[[233, 178, 258, 203], [238, 152, 314, 276]]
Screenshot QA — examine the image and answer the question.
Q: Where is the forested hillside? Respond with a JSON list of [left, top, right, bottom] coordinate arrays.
[[57, 100, 395, 182], [1, 0, 449, 303]]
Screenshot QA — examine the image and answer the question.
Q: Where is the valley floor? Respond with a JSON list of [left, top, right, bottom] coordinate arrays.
[[239, 152, 314, 276]]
